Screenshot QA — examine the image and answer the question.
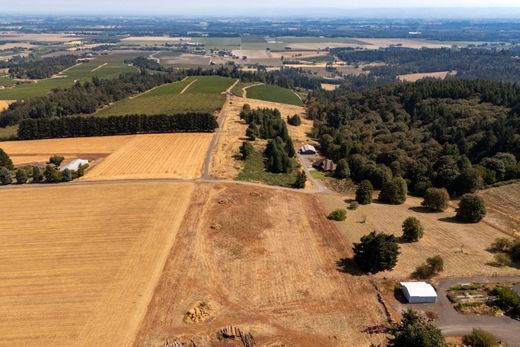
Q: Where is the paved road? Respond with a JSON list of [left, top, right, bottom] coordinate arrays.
[[409, 276, 520, 346]]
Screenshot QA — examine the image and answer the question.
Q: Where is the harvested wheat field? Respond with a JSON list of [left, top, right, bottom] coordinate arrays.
[[478, 182, 520, 238], [0, 182, 194, 347], [134, 184, 387, 347], [83, 133, 213, 180], [320, 194, 520, 279], [0, 135, 135, 165]]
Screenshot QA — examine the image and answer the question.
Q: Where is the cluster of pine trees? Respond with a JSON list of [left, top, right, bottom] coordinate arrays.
[[5, 55, 78, 80], [307, 79, 520, 196], [0, 70, 187, 127], [240, 105, 296, 173], [17, 113, 218, 140]]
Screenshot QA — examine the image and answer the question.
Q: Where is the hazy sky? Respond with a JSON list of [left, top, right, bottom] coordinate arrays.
[[2, 0, 520, 15]]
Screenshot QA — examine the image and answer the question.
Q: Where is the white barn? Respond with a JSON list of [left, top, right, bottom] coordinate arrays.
[[299, 144, 317, 155], [61, 159, 89, 171], [401, 282, 437, 304]]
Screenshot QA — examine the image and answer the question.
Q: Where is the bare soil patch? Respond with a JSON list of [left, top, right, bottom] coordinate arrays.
[[134, 184, 388, 347], [0, 99, 14, 111]]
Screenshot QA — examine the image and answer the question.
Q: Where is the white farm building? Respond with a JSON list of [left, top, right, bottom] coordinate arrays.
[[61, 159, 89, 171], [299, 144, 317, 155], [401, 282, 437, 304]]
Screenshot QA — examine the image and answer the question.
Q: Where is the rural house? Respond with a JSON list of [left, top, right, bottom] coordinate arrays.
[[400, 282, 437, 304], [313, 159, 337, 173]]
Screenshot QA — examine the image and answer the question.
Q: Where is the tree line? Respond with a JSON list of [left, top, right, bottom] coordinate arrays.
[[0, 70, 187, 127], [2, 54, 78, 80], [17, 113, 218, 140], [307, 79, 520, 196]]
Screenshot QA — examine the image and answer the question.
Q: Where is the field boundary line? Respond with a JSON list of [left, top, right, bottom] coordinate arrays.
[[242, 82, 264, 100], [179, 79, 197, 95], [91, 62, 108, 72]]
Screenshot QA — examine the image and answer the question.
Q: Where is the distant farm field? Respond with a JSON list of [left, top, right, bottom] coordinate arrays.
[[0, 52, 141, 100], [246, 84, 303, 106], [398, 71, 456, 82], [478, 182, 520, 238], [96, 76, 235, 116], [0, 182, 194, 347], [83, 133, 213, 180]]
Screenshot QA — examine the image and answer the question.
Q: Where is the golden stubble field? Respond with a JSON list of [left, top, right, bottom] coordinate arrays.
[[0, 182, 194, 347], [134, 184, 387, 347], [82, 133, 212, 180], [320, 193, 520, 278]]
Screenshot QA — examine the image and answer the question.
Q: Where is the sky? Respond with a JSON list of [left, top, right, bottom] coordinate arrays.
[[2, 0, 520, 15]]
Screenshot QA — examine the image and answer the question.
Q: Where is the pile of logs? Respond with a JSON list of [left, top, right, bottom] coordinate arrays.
[[217, 325, 255, 347]]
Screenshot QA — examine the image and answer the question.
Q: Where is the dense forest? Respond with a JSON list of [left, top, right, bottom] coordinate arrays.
[[0, 71, 186, 127], [2, 55, 78, 79], [307, 79, 520, 196], [332, 47, 520, 83], [17, 113, 217, 140]]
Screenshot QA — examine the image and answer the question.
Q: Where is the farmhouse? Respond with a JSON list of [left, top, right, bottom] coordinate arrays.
[[61, 159, 88, 171], [313, 159, 336, 173], [299, 144, 317, 155], [400, 282, 437, 304]]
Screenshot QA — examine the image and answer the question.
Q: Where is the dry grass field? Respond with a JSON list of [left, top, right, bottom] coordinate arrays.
[[319, 194, 520, 279], [478, 182, 520, 238], [0, 99, 14, 111], [0, 182, 194, 347], [398, 71, 456, 82], [0, 135, 135, 165], [83, 133, 213, 180], [134, 184, 388, 347]]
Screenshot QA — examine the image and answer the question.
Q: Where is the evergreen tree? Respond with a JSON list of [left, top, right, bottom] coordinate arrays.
[[0, 148, 13, 170], [292, 171, 307, 189], [335, 159, 350, 179], [239, 141, 254, 160], [388, 310, 446, 347]]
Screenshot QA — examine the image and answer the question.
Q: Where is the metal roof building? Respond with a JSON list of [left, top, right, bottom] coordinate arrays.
[[299, 144, 317, 155], [401, 282, 437, 304], [61, 159, 89, 172]]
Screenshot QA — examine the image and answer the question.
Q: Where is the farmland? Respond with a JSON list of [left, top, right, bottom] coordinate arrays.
[[398, 71, 456, 82], [245, 84, 303, 106], [83, 133, 213, 180], [0, 182, 194, 347], [478, 182, 520, 238], [0, 135, 135, 165], [96, 76, 235, 116], [134, 184, 388, 347], [319, 193, 520, 278], [0, 52, 140, 100]]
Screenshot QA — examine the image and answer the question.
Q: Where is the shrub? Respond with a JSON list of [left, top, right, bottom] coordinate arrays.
[[490, 286, 520, 314], [415, 255, 444, 278], [328, 209, 347, 221], [62, 168, 73, 182], [402, 217, 424, 242], [490, 237, 513, 253], [292, 171, 307, 189], [387, 309, 445, 347], [335, 159, 350, 179], [43, 165, 63, 183], [353, 231, 399, 273], [493, 253, 512, 267], [463, 329, 498, 347], [456, 194, 486, 223], [245, 127, 257, 140], [15, 168, 28, 184], [32, 166, 42, 183], [422, 188, 450, 211], [379, 177, 407, 205], [239, 141, 254, 160], [77, 164, 88, 177], [287, 114, 302, 126], [0, 167, 12, 185], [355, 180, 373, 205], [0, 148, 14, 170], [511, 241, 520, 262], [349, 201, 359, 210]]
